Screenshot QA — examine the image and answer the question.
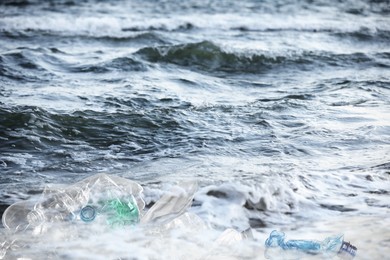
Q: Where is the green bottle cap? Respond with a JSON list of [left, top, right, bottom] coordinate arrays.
[[104, 198, 139, 227]]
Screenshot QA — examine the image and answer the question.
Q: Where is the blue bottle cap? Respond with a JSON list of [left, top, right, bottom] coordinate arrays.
[[80, 205, 97, 222]]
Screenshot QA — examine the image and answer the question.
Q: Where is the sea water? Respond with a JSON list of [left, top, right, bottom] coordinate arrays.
[[0, 0, 389, 259]]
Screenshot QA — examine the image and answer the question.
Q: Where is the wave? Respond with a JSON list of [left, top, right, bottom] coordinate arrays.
[[0, 105, 155, 149], [0, 0, 80, 7], [0, 49, 54, 82], [0, 48, 148, 80], [2, 41, 385, 81], [136, 41, 283, 73], [135, 41, 389, 73], [0, 14, 196, 39], [65, 57, 147, 74], [333, 28, 390, 42], [0, 100, 285, 172], [232, 26, 390, 43], [0, 27, 168, 46], [0, 104, 195, 168]]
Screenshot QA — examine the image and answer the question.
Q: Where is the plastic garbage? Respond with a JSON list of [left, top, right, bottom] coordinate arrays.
[[2, 174, 145, 233], [141, 180, 197, 225], [1, 173, 254, 259], [1, 174, 199, 233], [70, 195, 140, 226], [265, 230, 357, 259]]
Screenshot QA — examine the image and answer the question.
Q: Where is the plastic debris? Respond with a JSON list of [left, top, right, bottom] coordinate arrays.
[[1, 174, 236, 259], [265, 230, 357, 259], [2, 174, 145, 232], [0, 173, 252, 259], [2, 174, 202, 232]]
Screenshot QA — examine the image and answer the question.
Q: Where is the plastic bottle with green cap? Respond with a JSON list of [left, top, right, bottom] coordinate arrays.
[[2, 174, 145, 233], [77, 195, 140, 227]]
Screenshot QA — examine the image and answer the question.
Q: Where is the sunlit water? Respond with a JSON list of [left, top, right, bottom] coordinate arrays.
[[0, 0, 389, 259]]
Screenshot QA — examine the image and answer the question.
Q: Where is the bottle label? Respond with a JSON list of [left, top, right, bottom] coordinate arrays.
[[338, 241, 357, 258]]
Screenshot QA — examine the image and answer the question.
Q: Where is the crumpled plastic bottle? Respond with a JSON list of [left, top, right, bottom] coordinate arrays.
[[2, 174, 145, 233], [1, 175, 199, 233], [265, 230, 357, 259]]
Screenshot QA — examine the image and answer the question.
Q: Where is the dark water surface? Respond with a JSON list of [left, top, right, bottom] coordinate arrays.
[[0, 0, 389, 259]]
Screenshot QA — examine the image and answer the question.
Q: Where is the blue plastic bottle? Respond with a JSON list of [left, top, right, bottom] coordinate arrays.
[[265, 230, 357, 259]]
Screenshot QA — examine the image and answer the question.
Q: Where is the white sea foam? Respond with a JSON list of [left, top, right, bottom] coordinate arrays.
[[0, 15, 123, 36]]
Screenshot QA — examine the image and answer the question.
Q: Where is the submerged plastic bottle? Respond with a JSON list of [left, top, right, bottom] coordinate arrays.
[[265, 230, 357, 259], [2, 174, 145, 233], [2, 174, 199, 233]]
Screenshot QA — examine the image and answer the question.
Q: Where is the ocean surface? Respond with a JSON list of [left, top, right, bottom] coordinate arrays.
[[0, 0, 389, 259]]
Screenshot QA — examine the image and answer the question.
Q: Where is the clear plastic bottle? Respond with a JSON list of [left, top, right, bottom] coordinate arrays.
[[2, 174, 199, 232], [2, 174, 145, 233], [265, 230, 357, 259]]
